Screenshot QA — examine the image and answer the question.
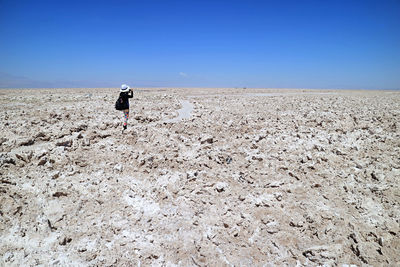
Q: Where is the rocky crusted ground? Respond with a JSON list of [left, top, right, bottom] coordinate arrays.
[[0, 88, 399, 266]]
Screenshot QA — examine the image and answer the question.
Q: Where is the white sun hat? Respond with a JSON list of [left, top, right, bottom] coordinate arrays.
[[120, 84, 130, 92]]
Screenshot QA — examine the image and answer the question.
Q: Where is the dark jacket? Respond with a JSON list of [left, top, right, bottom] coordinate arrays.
[[119, 90, 133, 109]]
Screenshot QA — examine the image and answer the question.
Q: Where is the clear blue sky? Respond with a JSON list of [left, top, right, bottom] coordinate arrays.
[[0, 0, 399, 89]]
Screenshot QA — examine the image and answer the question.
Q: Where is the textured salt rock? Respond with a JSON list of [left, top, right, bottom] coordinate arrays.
[[200, 135, 214, 144], [114, 163, 123, 172], [1, 88, 399, 266], [254, 194, 275, 207], [215, 182, 228, 192]]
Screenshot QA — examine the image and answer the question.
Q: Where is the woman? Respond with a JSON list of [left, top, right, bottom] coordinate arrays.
[[119, 84, 133, 131]]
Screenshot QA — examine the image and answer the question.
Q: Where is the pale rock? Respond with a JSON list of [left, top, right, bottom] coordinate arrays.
[[215, 182, 228, 192], [273, 192, 283, 201], [56, 139, 72, 147], [52, 146, 65, 155], [0, 153, 16, 165], [37, 157, 48, 166], [289, 219, 304, 228], [200, 135, 214, 144], [50, 171, 60, 179], [0, 137, 8, 145], [114, 163, 123, 172], [254, 194, 275, 207], [265, 221, 280, 234], [266, 181, 284, 188], [18, 138, 35, 146], [35, 149, 48, 159], [186, 170, 198, 181]]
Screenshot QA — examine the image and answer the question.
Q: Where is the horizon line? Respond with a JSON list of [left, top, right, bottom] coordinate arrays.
[[0, 87, 399, 91]]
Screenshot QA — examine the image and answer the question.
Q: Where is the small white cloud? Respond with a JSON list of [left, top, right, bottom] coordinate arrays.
[[179, 72, 188, 77]]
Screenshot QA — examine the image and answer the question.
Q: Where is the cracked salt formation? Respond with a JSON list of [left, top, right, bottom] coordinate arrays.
[[0, 88, 399, 266]]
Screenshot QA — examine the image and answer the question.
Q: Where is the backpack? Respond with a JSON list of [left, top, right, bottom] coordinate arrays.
[[115, 96, 124, 110]]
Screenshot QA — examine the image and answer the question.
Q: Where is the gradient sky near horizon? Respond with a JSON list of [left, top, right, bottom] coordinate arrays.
[[0, 0, 399, 89]]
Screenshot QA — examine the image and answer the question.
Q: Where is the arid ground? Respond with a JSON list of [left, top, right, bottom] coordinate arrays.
[[1, 88, 399, 266]]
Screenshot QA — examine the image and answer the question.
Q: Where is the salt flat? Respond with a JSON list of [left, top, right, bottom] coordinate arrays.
[[1, 88, 399, 266]]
